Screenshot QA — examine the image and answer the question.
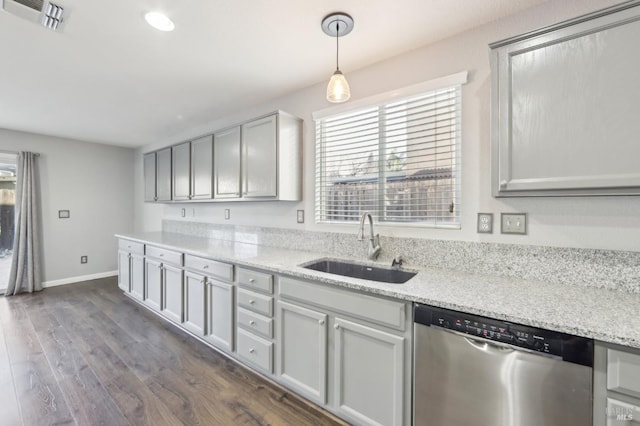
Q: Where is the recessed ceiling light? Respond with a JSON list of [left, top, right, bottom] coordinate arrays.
[[144, 11, 174, 32]]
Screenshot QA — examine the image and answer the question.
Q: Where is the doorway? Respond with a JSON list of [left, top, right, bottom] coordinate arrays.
[[0, 154, 17, 294]]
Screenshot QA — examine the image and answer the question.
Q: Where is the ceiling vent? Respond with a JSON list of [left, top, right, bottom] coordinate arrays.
[[1, 0, 66, 31]]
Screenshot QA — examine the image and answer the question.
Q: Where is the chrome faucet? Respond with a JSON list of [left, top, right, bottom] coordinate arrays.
[[357, 212, 381, 260]]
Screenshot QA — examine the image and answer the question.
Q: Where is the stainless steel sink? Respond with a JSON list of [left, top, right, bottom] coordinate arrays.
[[302, 258, 417, 284]]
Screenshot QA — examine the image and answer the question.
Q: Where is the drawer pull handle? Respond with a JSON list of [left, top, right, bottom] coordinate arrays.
[[249, 300, 255, 305], [334, 324, 340, 330], [159, 254, 164, 257], [203, 265, 209, 269], [249, 348, 255, 354], [249, 320, 256, 326], [319, 320, 325, 325], [249, 278, 256, 283]]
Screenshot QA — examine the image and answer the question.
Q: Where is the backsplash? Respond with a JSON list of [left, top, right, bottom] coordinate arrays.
[[163, 219, 640, 294]]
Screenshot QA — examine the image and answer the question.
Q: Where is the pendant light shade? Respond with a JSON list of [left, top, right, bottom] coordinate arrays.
[[326, 70, 351, 103], [322, 13, 354, 103]]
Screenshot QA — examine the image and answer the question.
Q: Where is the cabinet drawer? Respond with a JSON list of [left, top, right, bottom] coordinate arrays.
[[119, 239, 144, 255], [237, 288, 273, 317], [238, 307, 273, 339], [184, 254, 233, 282], [237, 328, 273, 373], [238, 268, 273, 294], [608, 349, 640, 398], [146, 245, 183, 267], [606, 397, 640, 425], [279, 277, 407, 331]]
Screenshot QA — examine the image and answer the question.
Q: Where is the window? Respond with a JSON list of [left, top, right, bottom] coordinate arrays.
[[314, 73, 465, 228]]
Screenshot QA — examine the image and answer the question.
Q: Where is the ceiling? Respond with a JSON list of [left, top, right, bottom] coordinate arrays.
[[0, 0, 547, 148]]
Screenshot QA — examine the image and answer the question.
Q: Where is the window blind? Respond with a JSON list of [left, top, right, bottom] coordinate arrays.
[[315, 84, 461, 228]]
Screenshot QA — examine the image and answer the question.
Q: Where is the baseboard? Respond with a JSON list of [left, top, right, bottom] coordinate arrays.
[[43, 270, 118, 288]]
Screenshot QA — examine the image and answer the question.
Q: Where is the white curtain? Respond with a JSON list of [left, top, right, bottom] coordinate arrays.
[[6, 152, 42, 295]]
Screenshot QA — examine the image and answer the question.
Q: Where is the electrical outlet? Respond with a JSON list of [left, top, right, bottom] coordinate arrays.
[[477, 213, 493, 234], [181, 208, 186, 217], [80, 255, 88, 264], [297, 210, 304, 223], [224, 209, 230, 220], [501, 213, 527, 235]]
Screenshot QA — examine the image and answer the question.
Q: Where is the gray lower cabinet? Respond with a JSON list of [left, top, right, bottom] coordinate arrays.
[[183, 271, 207, 336], [130, 254, 144, 301], [183, 270, 235, 352], [594, 342, 640, 426], [161, 264, 183, 323], [277, 276, 410, 426], [276, 301, 328, 405], [144, 257, 162, 311], [333, 317, 405, 426], [117, 250, 130, 293], [117, 240, 145, 300], [205, 279, 234, 352]]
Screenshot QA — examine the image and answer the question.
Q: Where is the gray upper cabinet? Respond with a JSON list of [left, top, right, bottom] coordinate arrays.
[[242, 115, 277, 198], [143, 152, 156, 202], [214, 126, 241, 199], [191, 135, 213, 200], [241, 112, 302, 200], [143, 110, 301, 203], [156, 147, 172, 201], [490, 3, 640, 197], [172, 142, 191, 201]]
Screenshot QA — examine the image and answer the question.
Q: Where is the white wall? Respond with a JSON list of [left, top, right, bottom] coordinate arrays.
[[136, 0, 640, 252], [0, 128, 135, 284]]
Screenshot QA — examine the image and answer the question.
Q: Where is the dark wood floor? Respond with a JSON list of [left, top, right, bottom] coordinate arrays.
[[0, 277, 348, 426]]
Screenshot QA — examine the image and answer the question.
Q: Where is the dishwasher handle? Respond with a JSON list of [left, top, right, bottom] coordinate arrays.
[[464, 336, 515, 354]]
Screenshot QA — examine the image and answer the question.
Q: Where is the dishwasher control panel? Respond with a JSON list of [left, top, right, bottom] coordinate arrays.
[[414, 304, 593, 366]]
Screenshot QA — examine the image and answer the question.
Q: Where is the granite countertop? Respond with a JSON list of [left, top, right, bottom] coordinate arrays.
[[117, 231, 640, 349]]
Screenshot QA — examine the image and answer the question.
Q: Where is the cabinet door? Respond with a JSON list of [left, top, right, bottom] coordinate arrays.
[[117, 250, 130, 292], [130, 254, 145, 301], [191, 135, 213, 200], [242, 115, 277, 198], [143, 152, 156, 202], [183, 271, 206, 336], [213, 126, 241, 199], [606, 398, 640, 426], [172, 142, 191, 201], [156, 148, 172, 201], [205, 279, 234, 352], [144, 258, 162, 311], [276, 301, 328, 405], [162, 264, 183, 323], [333, 317, 405, 426]]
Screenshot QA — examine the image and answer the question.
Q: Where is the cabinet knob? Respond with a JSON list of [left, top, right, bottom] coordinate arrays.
[[203, 265, 209, 269], [249, 348, 255, 354], [159, 254, 164, 257], [319, 320, 325, 326], [500, 180, 508, 189], [249, 299, 255, 305], [249, 320, 256, 326], [200, 279, 206, 285], [334, 324, 340, 330], [249, 278, 256, 283]]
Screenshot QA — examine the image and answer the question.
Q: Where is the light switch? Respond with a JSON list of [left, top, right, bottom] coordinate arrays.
[[224, 209, 230, 220], [501, 213, 527, 235]]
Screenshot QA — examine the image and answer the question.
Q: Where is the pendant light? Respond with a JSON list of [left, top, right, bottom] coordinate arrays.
[[322, 13, 354, 103]]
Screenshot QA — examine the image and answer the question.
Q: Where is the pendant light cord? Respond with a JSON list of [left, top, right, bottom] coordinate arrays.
[[335, 21, 340, 71]]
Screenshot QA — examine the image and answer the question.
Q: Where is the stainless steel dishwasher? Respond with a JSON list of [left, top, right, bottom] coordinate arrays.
[[413, 304, 593, 426]]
